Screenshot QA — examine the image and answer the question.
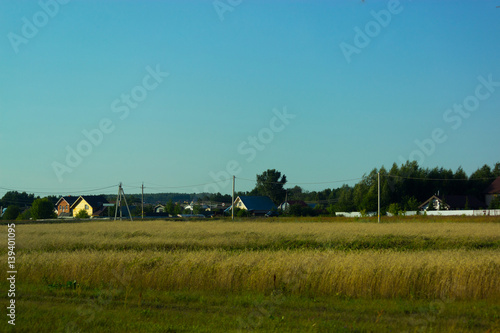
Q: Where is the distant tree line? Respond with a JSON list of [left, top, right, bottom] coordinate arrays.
[[0, 192, 57, 220], [239, 162, 500, 216], [284, 162, 499, 215], [2, 161, 499, 220]]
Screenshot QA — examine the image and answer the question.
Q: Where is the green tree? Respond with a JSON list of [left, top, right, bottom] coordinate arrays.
[[193, 205, 203, 214], [353, 169, 378, 212], [490, 196, 500, 209], [451, 166, 469, 194], [387, 203, 402, 216], [0, 191, 35, 208], [143, 204, 154, 216], [252, 169, 287, 205], [288, 204, 304, 216], [287, 186, 303, 200], [107, 205, 116, 218], [31, 198, 57, 220], [75, 209, 90, 219], [404, 196, 420, 211], [326, 204, 336, 216], [46, 195, 59, 205], [3, 205, 20, 220], [469, 164, 493, 197], [166, 200, 175, 215], [493, 162, 500, 178], [17, 208, 31, 221], [334, 185, 355, 212], [173, 204, 182, 215], [236, 208, 251, 217]]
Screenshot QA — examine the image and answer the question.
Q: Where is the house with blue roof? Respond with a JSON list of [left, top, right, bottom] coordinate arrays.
[[232, 195, 277, 216]]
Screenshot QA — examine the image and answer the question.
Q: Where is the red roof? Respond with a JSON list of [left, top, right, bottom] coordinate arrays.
[[485, 177, 500, 194]]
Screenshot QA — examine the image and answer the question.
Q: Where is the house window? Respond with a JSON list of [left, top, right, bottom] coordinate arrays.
[[85, 205, 89, 210], [59, 205, 62, 210]]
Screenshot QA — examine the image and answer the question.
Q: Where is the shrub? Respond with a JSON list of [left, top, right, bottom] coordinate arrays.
[[288, 204, 318, 217], [387, 203, 401, 216], [236, 208, 251, 217], [489, 195, 500, 209], [17, 208, 31, 220], [404, 196, 420, 211], [3, 205, 21, 220], [75, 209, 90, 219]]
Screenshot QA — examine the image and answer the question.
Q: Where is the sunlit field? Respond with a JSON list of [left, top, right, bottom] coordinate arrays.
[[1, 217, 499, 332]]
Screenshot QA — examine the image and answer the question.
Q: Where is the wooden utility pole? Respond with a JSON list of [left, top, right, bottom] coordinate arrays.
[[232, 175, 235, 220], [378, 172, 381, 223], [114, 183, 133, 222], [114, 184, 122, 220], [141, 182, 144, 220]]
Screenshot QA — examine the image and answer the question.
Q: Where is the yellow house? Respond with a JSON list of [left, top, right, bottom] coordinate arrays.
[[70, 195, 109, 217]]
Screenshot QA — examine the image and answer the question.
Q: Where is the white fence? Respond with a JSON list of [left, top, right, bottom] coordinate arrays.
[[338, 210, 500, 218], [336, 212, 374, 218], [424, 209, 500, 217]]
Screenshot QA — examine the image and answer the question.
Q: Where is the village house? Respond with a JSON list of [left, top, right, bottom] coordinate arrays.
[[231, 196, 276, 216], [70, 195, 109, 218], [419, 194, 485, 211], [485, 176, 500, 208], [277, 200, 308, 212], [55, 196, 79, 217], [154, 204, 165, 213]]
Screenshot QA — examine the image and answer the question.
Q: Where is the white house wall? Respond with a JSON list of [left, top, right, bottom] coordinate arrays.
[[343, 210, 500, 217]]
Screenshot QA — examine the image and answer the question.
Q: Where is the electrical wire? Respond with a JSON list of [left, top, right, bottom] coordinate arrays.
[[143, 179, 232, 190], [235, 176, 363, 186], [1, 172, 498, 204], [0, 184, 118, 196], [385, 175, 498, 181]]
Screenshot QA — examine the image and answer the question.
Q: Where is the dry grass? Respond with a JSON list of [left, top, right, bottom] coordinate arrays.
[[1, 219, 499, 300], [7, 220, 500, 252], [6, 249, 499, 300]]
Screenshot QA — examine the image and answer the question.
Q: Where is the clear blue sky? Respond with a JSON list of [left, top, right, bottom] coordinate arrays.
[[1, 0, 499, 197]]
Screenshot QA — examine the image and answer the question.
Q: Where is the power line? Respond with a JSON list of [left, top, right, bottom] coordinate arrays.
[[235, 176, 363, 186], [143, 179, 232, 190], [386, 175, 498, 182], [1, 172, 498, 201], [0, 198, 37, 206], [0, 184, 118, 195], [0, 184, 119, 207]]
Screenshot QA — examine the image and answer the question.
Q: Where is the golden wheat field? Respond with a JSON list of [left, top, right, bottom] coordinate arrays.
[[1, 219, 500, 300], [9, 220, 500, 251]]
